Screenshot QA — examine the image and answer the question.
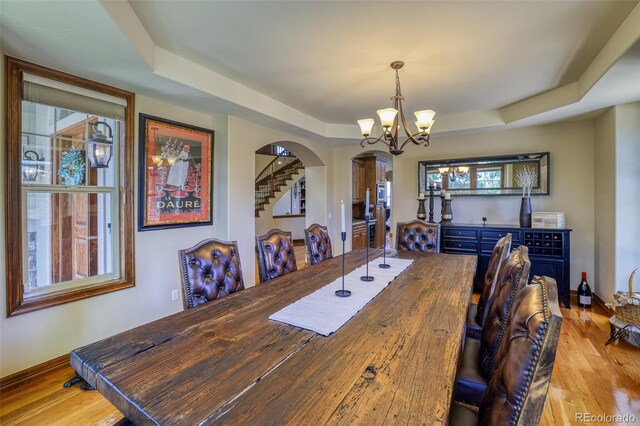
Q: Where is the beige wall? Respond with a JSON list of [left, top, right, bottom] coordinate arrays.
[[332, 121, 596, 290], [224, 116, 332, 293], [614, 103, 640, 294], [595, 108, 617, 298], [595, 103, 640, 299]]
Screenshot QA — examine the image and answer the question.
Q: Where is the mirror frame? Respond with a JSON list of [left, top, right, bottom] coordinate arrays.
[[418, 152, 550, 196]]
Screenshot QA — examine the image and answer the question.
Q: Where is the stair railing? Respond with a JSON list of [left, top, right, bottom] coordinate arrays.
[[255, 155, 302, 211]]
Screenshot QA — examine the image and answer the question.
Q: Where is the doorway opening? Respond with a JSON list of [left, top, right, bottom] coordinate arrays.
[[351, 152, 392, 251]]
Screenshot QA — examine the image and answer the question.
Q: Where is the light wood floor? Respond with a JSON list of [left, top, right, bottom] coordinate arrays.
[[1, 296, 638, 425]]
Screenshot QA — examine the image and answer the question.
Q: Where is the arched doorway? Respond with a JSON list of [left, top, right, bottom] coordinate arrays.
[[253, 141, 326, 283], [351, 150, 394, 251]]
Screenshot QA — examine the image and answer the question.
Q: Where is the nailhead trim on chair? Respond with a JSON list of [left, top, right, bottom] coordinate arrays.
[[507, 278, 550, 425]]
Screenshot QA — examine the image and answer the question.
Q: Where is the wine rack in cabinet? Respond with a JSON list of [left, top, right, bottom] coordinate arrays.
[[523, 231, 564, 257], [442, 224, 572, 308]]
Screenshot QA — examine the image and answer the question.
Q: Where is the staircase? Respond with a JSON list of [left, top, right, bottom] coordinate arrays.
[[255, 155, 304, 217]]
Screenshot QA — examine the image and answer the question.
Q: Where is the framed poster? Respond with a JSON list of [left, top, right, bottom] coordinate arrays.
[[138, 114, 214, 231]]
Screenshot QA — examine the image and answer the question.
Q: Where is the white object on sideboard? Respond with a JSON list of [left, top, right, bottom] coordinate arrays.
[[532, 212, 565, 229]]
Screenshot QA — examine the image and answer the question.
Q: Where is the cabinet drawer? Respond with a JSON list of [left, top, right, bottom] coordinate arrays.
[[481, 236, 520, 254], [480, 230, 519, 242], [443, 228, 477, 239], [353, 223, 366, 236], [443, 240, 477, 252]]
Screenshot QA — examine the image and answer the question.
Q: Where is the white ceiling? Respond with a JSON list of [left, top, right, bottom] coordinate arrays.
[[129, 0, 636, 123], [1, 0, 639, 142]]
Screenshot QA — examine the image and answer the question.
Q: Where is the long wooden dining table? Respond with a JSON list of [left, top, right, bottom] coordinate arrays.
[[70, 249, 477, 425]]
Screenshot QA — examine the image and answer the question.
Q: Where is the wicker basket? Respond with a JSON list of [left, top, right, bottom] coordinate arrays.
[[613, 267, 640, 327]]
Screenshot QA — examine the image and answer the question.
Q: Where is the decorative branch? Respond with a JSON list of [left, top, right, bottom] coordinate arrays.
[[514, 166, 538, 197]]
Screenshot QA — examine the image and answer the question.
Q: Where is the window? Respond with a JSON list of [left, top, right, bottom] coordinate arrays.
[[447, 173, 471, 189], [426, 172, 443, 189], [5, 57, 135, 316], [476, 167, 502, 188]]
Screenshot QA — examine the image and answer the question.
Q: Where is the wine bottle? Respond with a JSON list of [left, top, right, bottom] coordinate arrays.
[[577, 272, 592, 308]]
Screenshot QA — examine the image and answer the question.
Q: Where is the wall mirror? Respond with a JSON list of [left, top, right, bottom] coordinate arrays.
[[418, 152, 549, 196]]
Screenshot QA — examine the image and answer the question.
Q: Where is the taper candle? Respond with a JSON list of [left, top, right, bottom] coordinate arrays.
[[365, 188, 370, 216], [340, 200, 346, 233]]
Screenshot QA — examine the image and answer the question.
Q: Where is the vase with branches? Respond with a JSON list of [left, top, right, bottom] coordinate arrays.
[[515, 166, 538, 227]]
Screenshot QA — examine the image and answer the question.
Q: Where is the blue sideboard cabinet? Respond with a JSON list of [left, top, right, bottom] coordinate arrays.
[[441, 224, 572, 308]]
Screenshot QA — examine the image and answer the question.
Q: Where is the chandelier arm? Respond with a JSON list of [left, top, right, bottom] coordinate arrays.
[[359, 135, 390, 149], [399, 133, 431, 151], [397, 97, 414, 141]]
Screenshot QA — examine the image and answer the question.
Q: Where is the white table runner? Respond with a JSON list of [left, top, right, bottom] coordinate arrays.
[[269, 257, 414, 336]]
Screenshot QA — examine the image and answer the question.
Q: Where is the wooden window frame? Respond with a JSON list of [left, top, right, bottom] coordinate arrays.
[[5, 57, 135, 316]]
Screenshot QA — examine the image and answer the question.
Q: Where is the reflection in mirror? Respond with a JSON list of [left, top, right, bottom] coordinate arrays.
[[418, 152, 549, 196]]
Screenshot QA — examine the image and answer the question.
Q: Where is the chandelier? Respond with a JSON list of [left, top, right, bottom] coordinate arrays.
[[439, 166, 470, 182], [357, 61, 435, 156]]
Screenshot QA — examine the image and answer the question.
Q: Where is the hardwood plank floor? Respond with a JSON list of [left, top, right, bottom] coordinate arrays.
[[1, 295, 638, 425]]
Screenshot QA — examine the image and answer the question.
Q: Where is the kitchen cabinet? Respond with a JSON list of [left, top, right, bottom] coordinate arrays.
[[352, 159, 366, 203], [352, 220, 368, 249]]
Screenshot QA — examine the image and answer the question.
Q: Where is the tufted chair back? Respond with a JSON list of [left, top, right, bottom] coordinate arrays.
[[475, 234, 513, 327], [479, 245, 530, 379], [256, 229, 297, 283], [178, 238, 244, 310], [304, 223, 333, 265], [396, 220, 441, 253], [478, 276, 562, 426]]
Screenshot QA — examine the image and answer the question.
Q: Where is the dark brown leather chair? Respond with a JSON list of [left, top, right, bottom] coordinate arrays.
[[396, 220, 440, 253], [449, 276, 563, 425], [454, 245, 531, 407], [466, 234, 513, 339], [256, 228, 297, 283], [304, 223, 333, 265], [178, 238, 244, 309]]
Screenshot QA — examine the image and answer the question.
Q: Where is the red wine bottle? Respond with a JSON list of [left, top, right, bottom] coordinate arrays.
[[577, 272, 592, 308]]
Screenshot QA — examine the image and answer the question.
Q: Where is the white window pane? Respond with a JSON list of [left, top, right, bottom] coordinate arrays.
[[24, 191, 116, 294], [21, 101, 55, 134]]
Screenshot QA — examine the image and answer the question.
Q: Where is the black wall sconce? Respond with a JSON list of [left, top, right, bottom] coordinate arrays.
[[22, 150, 42, 181], [88, 121, 113, 168]]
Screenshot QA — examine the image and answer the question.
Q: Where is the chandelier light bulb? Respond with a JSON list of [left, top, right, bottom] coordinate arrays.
[[377, 108, 398, 129], [414, 110, 435, 129], [458, 166, 470, 174], [357, 119, 375, 137]]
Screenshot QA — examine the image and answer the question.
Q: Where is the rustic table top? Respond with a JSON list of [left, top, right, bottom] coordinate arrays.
[[70, 249, 477, 425]]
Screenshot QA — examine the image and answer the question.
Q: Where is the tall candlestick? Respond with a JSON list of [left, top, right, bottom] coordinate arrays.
[[428, 182, 436, 223], [340, 200, 346, 233], [365, 188, 370, 216], [335, 231, 351, 297], [361, 213, 374, 282]]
